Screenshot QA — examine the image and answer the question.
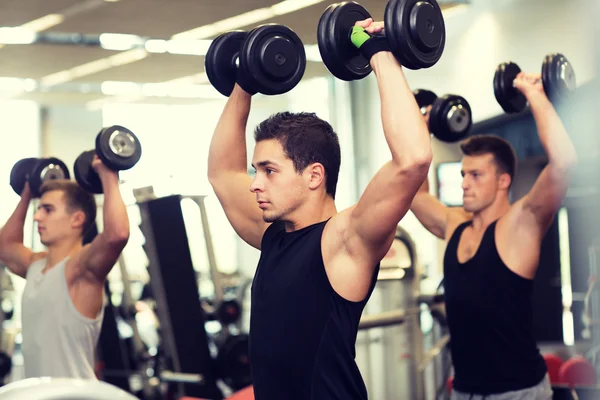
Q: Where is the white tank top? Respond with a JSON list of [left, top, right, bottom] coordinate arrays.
[[21, 257, 104, 379]]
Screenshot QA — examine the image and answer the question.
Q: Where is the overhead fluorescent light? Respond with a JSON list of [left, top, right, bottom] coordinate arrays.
[[0, 12, 64, 50], [172, 0, 326, 40], [99, 33, 145, 51], [271, 0, 325, 15], [0, 77, 37, 93], [442, 3, 469, 18], [40, 49, 148, 87], [21, 14, 65, 32], [0, 27, 36, 44], [166, 39, 211, 56], [145, 39, 167, 53]]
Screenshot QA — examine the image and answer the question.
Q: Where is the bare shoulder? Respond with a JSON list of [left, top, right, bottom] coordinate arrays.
[[322, 208, 352, 252], [495, 200, 541, 279], [31, 251, 48, 264], [497, 198, 533, 234], [444, 207, 471, 241], [322, 206, 383, 302], [64, 244, 94, 282]]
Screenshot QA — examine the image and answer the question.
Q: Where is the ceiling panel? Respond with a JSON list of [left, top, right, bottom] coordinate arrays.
[[0, 0, 468, 105], [0, 44, 114, 79], [56, 0, 283, 38], [0, 0, 82, 26], [71, 53, 204, 83]]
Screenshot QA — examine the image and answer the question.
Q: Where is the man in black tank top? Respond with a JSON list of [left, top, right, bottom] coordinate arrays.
[[410, 73, 578, 399], [208, 19, 433, 400]]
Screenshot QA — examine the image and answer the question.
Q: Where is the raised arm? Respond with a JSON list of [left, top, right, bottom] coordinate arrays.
[[72, 157, 129, 282], [513, 73, 578, 236], [207, 85, 268, 250], [343, 30, 432, 266], [411, 175, 470, 240], [0, 184, 41, 278]]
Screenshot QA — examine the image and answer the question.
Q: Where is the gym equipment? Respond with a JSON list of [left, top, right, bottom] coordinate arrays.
[[9, 158, 38, 196], [138, 195, 224, 399], [205, 31, 247, 97], [0, 351, 11, 379], [413, 89, 472, 142], [494, 53, 576, 113], [558, 356, 597, 386], [10, 157, 70, 198], [74, 125, 142, 194], [414, 89, 438, 115], [217, 299, 242, 325], [317, 0, 445, 81], [216, 334, 252, 391], [543, 353, 564, 384], [206, 24, 306, 97], [0, 377, 139, 400]]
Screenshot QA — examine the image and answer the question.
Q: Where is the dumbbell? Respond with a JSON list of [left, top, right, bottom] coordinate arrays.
[[205, 24, 306, 97], [216, 334, 252, 391], [494, 53, 576, 113], [10, 157, 70, 198], [74, 125, 142, 194], [414, 89, 472, 143], [317, 0, 446, 81]]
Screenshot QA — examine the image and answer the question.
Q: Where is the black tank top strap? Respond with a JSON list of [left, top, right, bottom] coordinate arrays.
[[448, 220, 472, 248]]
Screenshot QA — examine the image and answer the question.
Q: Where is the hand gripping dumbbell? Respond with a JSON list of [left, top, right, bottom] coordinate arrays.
[[494, 53, 576, 113], [317, 0, 446, 81], [73, 125, 142, 194], [413, 89, 472, 143], [10, 157, 70, 198], [205, 24, 306, 97]]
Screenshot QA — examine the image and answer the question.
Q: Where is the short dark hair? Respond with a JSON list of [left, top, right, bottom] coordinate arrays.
[[40, 180, 97, 236], [254, 112, 341, 198], [460, 135, 517, 186]]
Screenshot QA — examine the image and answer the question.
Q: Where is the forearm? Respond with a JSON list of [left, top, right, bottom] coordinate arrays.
[[528, 93, 578, 168], [99, 172, 129, 241], [370, 52, 432, 167], [0, 195, 31, 244], [418, 173, 430, 193], [208, 85, 252, 180]]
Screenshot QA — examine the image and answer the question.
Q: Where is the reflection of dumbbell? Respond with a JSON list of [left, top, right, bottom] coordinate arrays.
[[317, 0, 446, 81], [494, 53, 576, 113], [74, 125, 142, 194], [205, 24, 306, 97], [413, 89, 472, 143], [10, 157, 70, 198]]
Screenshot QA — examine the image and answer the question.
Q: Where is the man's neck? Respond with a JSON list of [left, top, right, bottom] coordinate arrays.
[[45, 239, 83, 270], [471, 197, 511, 232], [284, 197, 337, 232]]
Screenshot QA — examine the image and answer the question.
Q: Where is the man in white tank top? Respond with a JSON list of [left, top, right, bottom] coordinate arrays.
[[0, 155, 129, 379]]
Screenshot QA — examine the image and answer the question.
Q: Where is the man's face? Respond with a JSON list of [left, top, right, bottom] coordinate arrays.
[[250, 139, 308, 222], [461, 154, 509, 213], [33, 190, 83, 246]]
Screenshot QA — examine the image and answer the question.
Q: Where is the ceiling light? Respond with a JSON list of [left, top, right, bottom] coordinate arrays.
[[21, 14, 65, 32], [40, 49, 148, 87], [99, 33, 145, 51], [172, 0, 326, 40], [145, 39, 167, 54], [0, 27, 36, 44]]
